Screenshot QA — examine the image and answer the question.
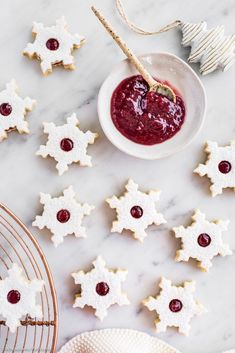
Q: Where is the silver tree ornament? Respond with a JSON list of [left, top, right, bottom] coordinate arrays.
[[116, 0, 235, 75]]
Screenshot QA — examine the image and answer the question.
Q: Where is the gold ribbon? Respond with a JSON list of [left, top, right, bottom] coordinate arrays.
[[115, 0, 181, 35]]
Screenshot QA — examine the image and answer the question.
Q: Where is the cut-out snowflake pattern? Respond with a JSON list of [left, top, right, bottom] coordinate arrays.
[[36, 113, 98, 175], [23, 17, 85, 75], [0, 263, 44, 333], [143, 277, 206, 335], [0, 80, 35, 141], [181, 22, 235, 75], [173, 210, 232, 272], [106, 179, 166, 241], [72, 256, 129, 320], [33, 186, 94, 247], [194, 141, 235, 196]]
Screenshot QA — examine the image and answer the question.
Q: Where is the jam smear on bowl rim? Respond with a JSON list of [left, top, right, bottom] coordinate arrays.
[[110, 75, 186, 146]]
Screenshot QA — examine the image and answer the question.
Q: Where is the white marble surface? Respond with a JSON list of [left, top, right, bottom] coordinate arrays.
[[0, 0, 235, 352]]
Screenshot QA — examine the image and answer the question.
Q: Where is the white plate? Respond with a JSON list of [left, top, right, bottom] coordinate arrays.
[[98, 52, 207, 159], [58, 328, 181, 353]]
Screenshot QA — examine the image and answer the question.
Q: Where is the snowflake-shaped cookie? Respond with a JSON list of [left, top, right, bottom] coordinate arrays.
[[36, 113, 98, 175], [0, 80, 35, 141], [72, 256, 129, 320], [106, 179, 166, 241], [0, 263, 44, 333], [33, 186, 94, 247], [143, 277, 206, 335], [23, 17, 85, 75], [194, 141, 235, 196], [173, 210, 232, 272]]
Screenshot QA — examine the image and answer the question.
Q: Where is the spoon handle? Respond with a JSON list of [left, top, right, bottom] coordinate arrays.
[[91, 6, 157, 88]]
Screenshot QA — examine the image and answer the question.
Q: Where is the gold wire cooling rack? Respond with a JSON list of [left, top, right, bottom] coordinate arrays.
[[0, 203, 58, 353]]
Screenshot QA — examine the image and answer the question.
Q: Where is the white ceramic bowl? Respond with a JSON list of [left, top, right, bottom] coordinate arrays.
[[98, 52, 207, 159], [59, 328, 181, 353]]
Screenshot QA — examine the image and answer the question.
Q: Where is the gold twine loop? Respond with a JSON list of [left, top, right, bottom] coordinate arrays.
[[116, 0, 182, 35]]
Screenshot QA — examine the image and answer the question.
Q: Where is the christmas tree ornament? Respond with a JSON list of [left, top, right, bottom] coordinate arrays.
[[115, 0, 235, 75]]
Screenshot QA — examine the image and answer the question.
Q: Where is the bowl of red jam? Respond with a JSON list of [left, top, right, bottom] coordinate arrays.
[[98, 52, 207, 159]]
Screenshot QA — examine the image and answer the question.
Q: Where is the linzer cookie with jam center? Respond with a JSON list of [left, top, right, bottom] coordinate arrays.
[[0, 263, 44, 333], [0, 80, 36, 141], [194, 141, 235, 196], [36, 113, 98, 175], [23, 17, 85, 75], [33, 186, 94, 247], [173, 209, 232, 272], [72, 256, 129, 320], [143, 277, 206, 335], [106, 179, 166, 241]]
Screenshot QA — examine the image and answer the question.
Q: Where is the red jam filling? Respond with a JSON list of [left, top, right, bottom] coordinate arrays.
[[96, 282, 110, 296], [60, 138, 74, 152], [169, 299, 183, 313], [46, 38, 60, 51], [130, 205, 143, 219], [7, 290, 21, 304], [56, 209, 70, 223], [0, 103, 12, 116], [197, 233, 211, 247], [111, 75, 185, 145], [218, 161, 231, 174]]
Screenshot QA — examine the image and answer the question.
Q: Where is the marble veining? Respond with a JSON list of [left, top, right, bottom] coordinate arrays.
[[0, 0, 235, 352]]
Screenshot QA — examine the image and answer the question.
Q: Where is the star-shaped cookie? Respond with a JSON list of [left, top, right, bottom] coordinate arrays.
[[72, 256, 129, 320], [106, 179, 166, 241], [0, 80, 36, 141], [143, 277, 206, 335], [0, 263, 44, 333], [173, 210, 232, 271], [23, 17, 85, 75], [33, 186, 94, 247], [36, 113, 98, 175], [194, 141, 235, 196]]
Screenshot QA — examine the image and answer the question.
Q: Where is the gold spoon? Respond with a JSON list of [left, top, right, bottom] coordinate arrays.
[[91, 6, 176, 102]]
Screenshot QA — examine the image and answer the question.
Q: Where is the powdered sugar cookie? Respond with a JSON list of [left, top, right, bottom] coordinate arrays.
[[0, 80, 35, 141], [106, 179, 166, 241], [36, 113, 98, 175], [0, 263, 44, 333], [194, 141, 235, 196], [72, 256, 129, 320], [173, 210, 232, 272], [33, 186, 94, 247], [23, 17, 85, 75], [143, 277, 206, 335]]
